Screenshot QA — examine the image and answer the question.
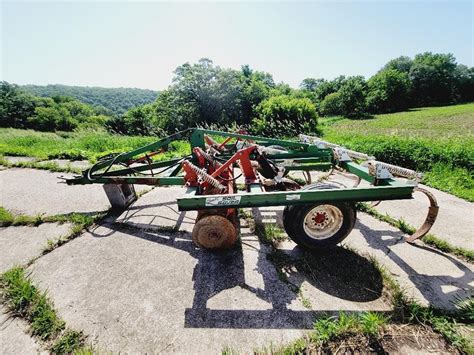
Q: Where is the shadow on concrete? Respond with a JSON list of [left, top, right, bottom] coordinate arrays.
[[356, 220, 474, 308], [89, 205, 386, 330]]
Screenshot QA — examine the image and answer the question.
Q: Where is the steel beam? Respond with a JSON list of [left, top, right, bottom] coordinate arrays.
[[177, 185, 414, 211]]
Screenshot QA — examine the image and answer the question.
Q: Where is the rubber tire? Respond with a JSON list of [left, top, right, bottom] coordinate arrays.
[[283, 182, 342, 237], [282, 182, 356, 249]]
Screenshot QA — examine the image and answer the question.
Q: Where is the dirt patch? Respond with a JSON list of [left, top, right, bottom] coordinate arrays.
[[302, 324, 459, 354]]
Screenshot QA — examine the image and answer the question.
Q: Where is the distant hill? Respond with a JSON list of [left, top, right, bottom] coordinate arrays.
[[21, 84, 159, 116]]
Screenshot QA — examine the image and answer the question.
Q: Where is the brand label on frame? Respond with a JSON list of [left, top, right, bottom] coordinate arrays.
[[205, 195, 242, 207]]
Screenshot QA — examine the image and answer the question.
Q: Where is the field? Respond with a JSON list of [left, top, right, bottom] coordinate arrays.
[[0, 129, 189, 162], [320, 103, 474, 201]]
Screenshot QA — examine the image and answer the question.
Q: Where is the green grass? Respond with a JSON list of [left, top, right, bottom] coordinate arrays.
[[357, 203, 474, 262], [0, 155, 84, 174], [320, 103, 474, 201], [0, 207, 14, 225], [257, 223, 287, 244], [0, 207, 44, 227], [320, 103, 474, 139], [423, 163, 474, 202], [0, 128, 189, 162], [311, 311, 388, 343], [0, 267, 65, 340], [0, 267, 89, 352], [0, 207, 103, 229], [51, 330, 86, 354]]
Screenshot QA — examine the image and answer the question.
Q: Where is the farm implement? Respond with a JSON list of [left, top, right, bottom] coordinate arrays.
[[65, 128, 438, 249]]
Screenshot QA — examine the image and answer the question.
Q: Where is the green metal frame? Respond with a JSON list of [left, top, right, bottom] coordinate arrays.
[[66, 128, 417, 209]]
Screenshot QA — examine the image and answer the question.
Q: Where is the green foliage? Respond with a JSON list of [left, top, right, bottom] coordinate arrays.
[[4, 53, 474, 135], [0, 82, 38, 128], [0, 207, 14, 226], [320, 103, 474, 200], [359, 312, 388, 335], [251, 95, 317, 136], [424, 163, 474, 202], [311, 311, 387, 344], [406, 303, 473, 353], [320, 92, 343, 116], [1, 82, 110, 132], [453, 296, 473, 322], [0, 267, 65, 340], [382, 55, 413, 73], [107, 104, 165, 136], [366, 69, 411, 113], [256, 223, 287, 244], [409, 52, 458, 106], [337, 76, 368, 117], [51, 330, 86, 354], [21, 84, 158, 116], [0, 128, 158, 161]]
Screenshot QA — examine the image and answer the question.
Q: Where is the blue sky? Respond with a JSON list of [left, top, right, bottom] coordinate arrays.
[[1, 1, 472, 90]]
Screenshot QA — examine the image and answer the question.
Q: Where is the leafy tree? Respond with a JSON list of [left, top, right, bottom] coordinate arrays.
[[21, 84, 158, 116], [314, 76, 347, 102], [409, 52, 457, 105], [109, 104, 162, 136], [251, 95, 317, 136], [337, 76, 368, 117], [28, 106, 78, 131], [366, 69, 410, 113], [382, 56, 413, 73], [299, 78, 325, 92], [0, 82, 37, 128], [454, 64, 474, 102]]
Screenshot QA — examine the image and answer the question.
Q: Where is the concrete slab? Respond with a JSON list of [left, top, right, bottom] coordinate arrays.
[[28, 186, 393, 353], [0, 223, 71, 272], [111, 186, 197, 233], [38, 159, 91, 170], [29, 225, 314, 353], [374, 184, 473, 250], [0, 168, 146, 216], [0, 168, 110, 215], [0, 305, 45, 354], [2, 156, 38, 164], [347, 213, 473, 310]]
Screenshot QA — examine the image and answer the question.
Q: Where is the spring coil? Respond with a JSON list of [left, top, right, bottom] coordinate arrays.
[[300, 134, 374, 161], [368, 160, 422, 181], [186, 162, 225, 190], [200, 149, 222, 169]]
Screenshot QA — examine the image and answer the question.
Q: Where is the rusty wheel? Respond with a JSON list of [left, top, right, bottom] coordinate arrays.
[[192, 215, 237, 249]]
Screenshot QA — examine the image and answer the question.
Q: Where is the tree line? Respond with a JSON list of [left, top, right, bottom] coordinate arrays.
[[21, 84, 158, 116], [1, 52, 473, 137]]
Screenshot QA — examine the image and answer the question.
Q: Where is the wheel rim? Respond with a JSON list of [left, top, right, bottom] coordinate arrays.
[[303, 204, 343, 240]]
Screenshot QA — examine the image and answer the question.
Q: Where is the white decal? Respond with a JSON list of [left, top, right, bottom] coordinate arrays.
[[286, 194, 301, 201], [205, 195, 242, 207]]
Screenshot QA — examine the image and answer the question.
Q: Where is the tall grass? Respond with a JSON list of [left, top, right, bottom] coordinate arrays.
[[0, 128, 189, 162]]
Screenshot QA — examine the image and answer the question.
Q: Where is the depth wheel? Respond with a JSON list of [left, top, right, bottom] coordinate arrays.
[[192, 215, 237, 249], [285, 202, 356, 249], [283, 182, 356, 249]]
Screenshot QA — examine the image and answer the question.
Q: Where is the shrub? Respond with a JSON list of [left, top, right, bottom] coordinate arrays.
[[320, 92, 344, 116], [28, 106, 78, 131], [251, 95, 318, 136]]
